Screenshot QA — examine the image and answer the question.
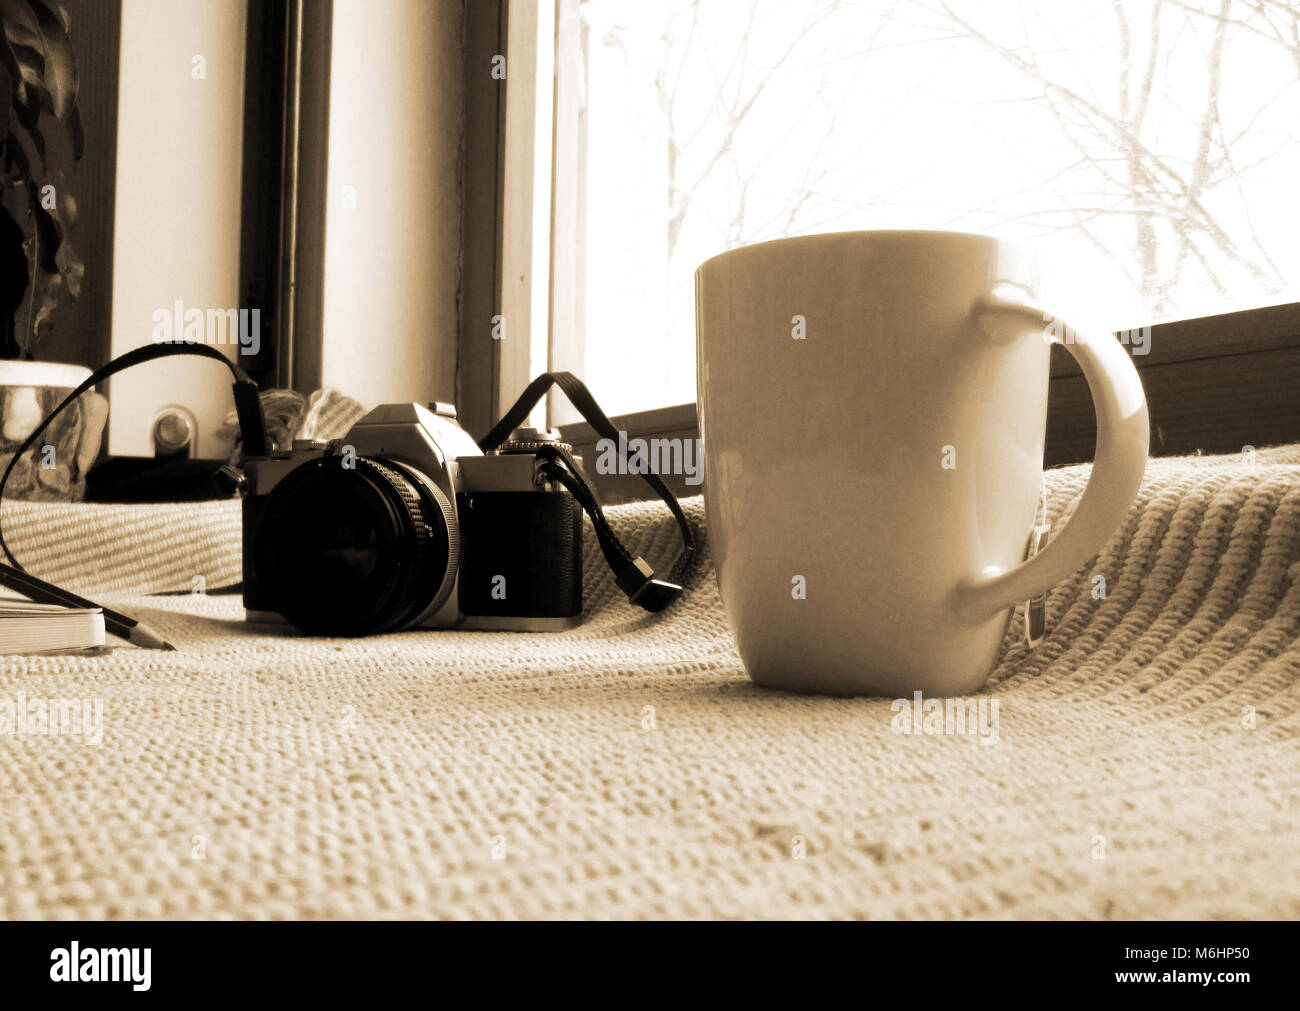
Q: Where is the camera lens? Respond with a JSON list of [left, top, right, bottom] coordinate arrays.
[[252, 456, 458, 635]]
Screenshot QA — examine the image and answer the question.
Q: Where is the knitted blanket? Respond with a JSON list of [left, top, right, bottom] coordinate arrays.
[[1, 445, 1298, 919]]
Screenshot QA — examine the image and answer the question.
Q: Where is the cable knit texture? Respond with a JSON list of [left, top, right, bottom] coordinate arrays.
[[1, 445, 1298, 919]]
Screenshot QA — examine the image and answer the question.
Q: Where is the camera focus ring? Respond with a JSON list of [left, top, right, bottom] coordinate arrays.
[[375, 459, 461, 631], [360, 459, 434, 629]]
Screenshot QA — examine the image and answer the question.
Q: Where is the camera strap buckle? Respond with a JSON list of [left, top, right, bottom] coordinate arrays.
[[616, 557, 683, 613]]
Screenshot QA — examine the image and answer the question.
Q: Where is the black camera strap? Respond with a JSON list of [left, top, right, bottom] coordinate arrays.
[[0, 349, 692, 616], [0, 343, 269, 569], [480, 371, 697, 613]]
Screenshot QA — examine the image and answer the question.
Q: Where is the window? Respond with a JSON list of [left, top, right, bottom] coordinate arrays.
[[544, 0, 1300, 421]]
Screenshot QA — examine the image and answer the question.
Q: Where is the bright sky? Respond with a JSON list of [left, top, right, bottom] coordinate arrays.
[[568, 0, 1300, 415]]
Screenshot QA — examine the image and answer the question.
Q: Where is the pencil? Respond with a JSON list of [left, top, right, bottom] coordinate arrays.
[[0, 560, 177, 650]]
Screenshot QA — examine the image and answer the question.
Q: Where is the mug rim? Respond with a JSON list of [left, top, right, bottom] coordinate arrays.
[[695, 228, 1034, 275]]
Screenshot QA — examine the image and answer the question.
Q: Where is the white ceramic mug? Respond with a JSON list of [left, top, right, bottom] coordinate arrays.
[[695, 230, 1149, 697]]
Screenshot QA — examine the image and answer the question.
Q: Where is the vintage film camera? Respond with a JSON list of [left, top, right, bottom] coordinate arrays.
[[242, 374, 693, 636], [242, 402, 587, 635]]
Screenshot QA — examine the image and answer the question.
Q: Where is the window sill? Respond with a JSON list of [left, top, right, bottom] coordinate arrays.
[[563, 302, 1300, 501]]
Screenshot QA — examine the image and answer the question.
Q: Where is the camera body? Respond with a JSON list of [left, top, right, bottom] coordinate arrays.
[[241, 402, 583, 635]]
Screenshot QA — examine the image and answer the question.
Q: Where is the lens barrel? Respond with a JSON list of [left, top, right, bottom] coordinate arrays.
[[252, 456, 458, 635]]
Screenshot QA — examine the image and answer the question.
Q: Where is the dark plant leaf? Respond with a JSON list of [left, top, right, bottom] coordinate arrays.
[[3, 128, 29, 180], [9, 40, 42, 80], [0, 38, 46, 116], [28, 1, 74, 119], [8, 98, 41, 167], [0, 58, 9, 139], [1, 19, 48, 130], [21, 220, 62, 347], [29, 262, 59, 336], [3, 122, 40, 182], [27, 177, 60, 271], [0, 0, 80, 356], [0, 203, 26, 323], [0, 0, 44, 53], [52, 223, 76, 296], [3, 239, 26, 362], [0, 33, 27, 113]]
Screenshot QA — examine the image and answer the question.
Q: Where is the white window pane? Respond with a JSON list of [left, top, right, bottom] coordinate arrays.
[[555, 0, 1300, 418]]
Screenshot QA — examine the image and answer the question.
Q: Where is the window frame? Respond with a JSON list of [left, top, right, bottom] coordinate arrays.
[[467, 1, 1300, 500], [245, 0, 334, 394], [458, 0, 552, 438]]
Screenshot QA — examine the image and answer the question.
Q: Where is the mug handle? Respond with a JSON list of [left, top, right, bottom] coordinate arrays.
[[953, 294, 1150, 622]]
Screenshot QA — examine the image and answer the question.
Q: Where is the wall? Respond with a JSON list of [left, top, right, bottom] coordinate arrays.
[[319, 0, 464, 411], [108, 0, 248, 458]]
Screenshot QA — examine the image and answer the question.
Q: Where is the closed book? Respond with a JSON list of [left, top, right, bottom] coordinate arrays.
[[0, 597, 108, 655]]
